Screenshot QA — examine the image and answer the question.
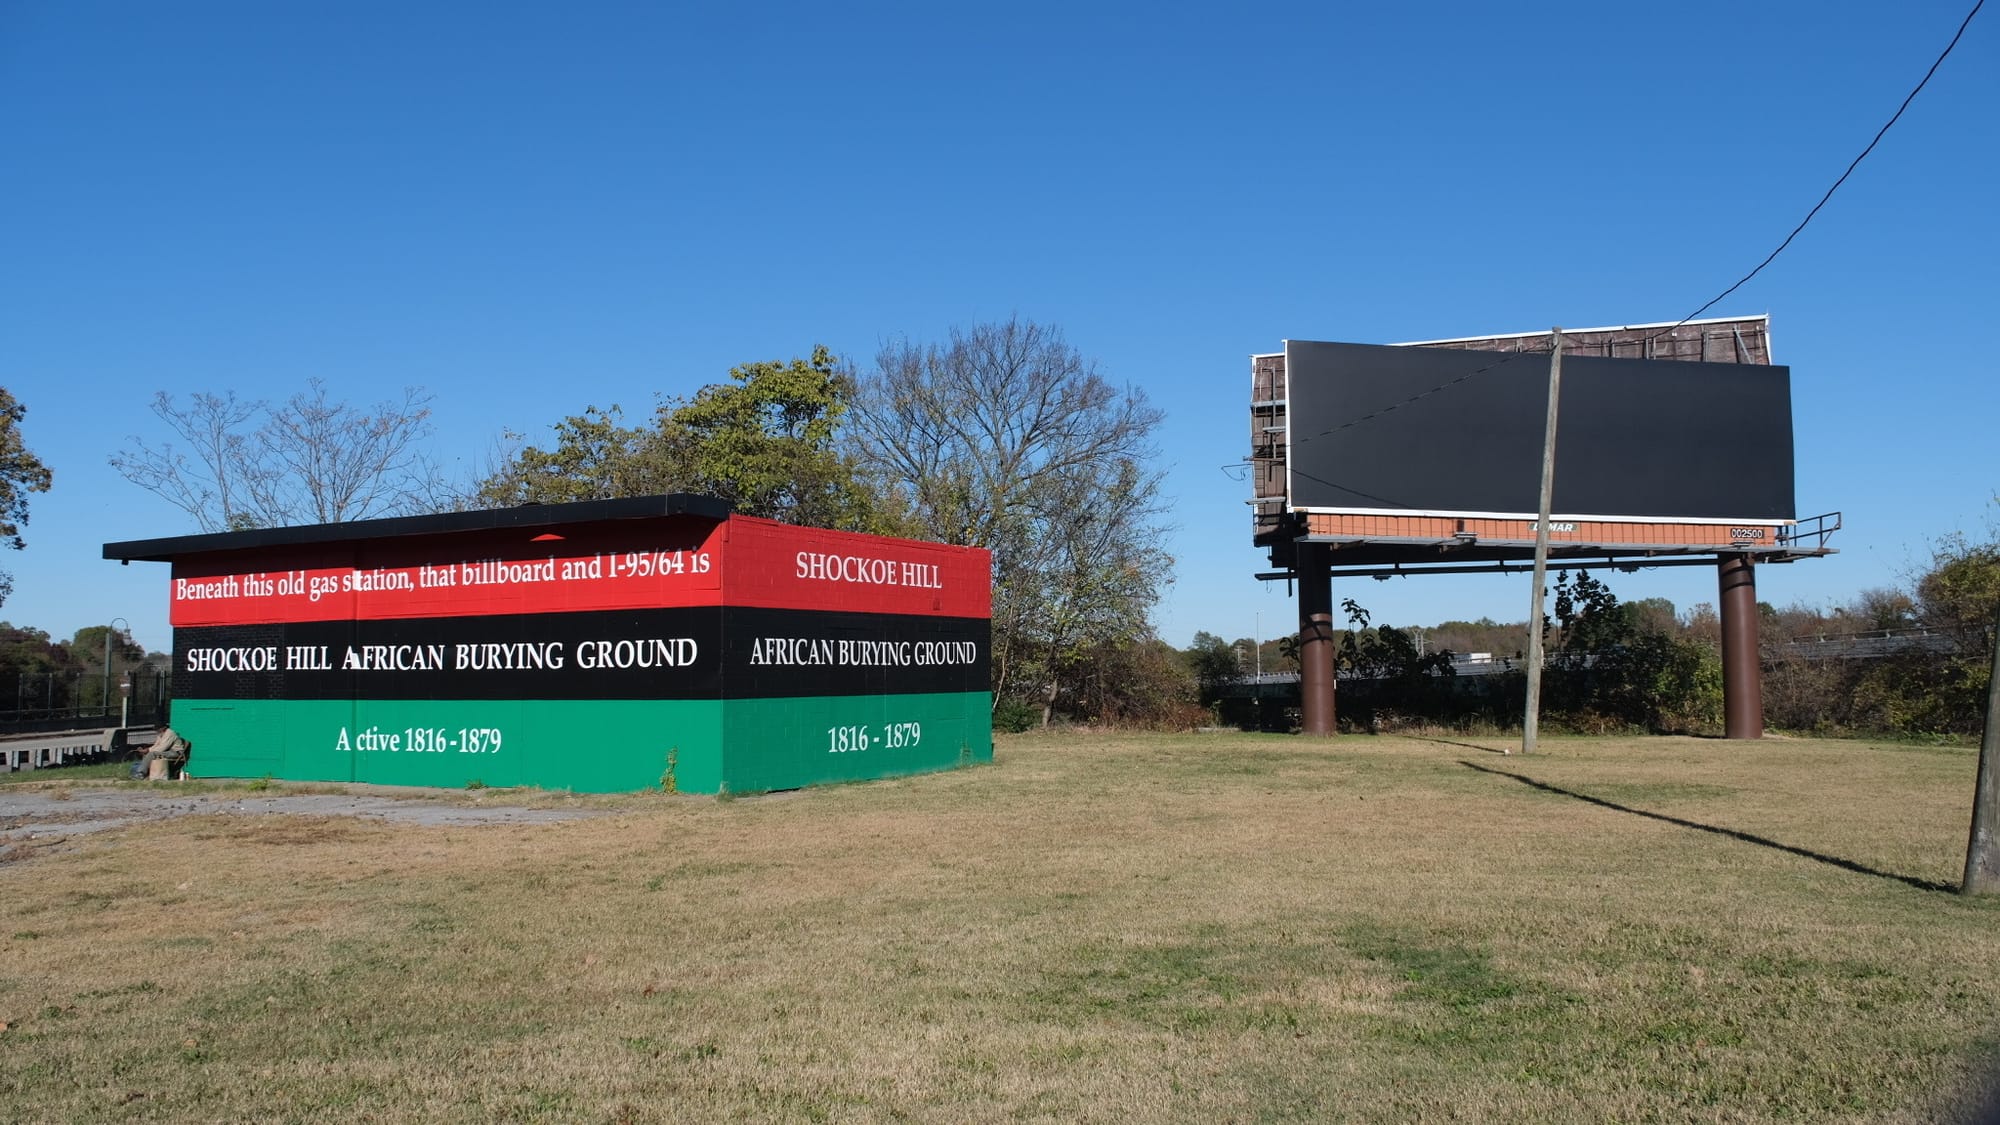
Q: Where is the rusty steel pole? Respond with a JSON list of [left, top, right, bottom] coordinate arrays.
[[1298, 542, 1336, 737], [1718, 554, 1763, 740]]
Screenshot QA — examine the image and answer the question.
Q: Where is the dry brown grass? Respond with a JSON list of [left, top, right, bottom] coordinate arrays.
[[4, 731, 1999, 1122]]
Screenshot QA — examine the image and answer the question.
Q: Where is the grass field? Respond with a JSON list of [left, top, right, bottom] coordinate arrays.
[[5, 731, 2000, 1122], [0, 759, 133, 785]]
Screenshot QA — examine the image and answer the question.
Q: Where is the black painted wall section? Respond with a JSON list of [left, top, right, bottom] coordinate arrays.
[[174, 607, 990, 701]]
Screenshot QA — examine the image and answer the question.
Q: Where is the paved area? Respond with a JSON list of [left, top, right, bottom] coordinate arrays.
[[0, 785, 611, 846]]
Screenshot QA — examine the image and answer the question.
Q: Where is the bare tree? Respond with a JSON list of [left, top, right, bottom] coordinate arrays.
[[109, 391, 264, 532], [854, 318, 1170, 723], [112, 380, 452, 531], [253, 381, 444, 524]]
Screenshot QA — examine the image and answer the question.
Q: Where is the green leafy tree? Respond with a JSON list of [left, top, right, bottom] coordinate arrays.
[[66, 625, 147, 709], [1848, 527, 1999, 736], [482, 347, 891, 533], [0, 623, 63, 679], [1851, 587, 1920, 631], [478, 407, 659, 507], [1915, 531, 2000, 639], [1317, 600, 1455, 733], [1546, 572, 1720, 732], [1627, 597, 1679, 638], [1550, 571, 1628, 667], [0, 388, 52, 606], [1336, 599, 1455, 683], [1184, 631, 1242, 707], [0, 624, 68, 714], [660, 348, 886, 530], [1429, 616, 1522, 661]]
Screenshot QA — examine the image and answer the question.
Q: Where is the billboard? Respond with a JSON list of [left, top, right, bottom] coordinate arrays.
[[1283, 340, 1795, 523], [109, 500, 993, 794]]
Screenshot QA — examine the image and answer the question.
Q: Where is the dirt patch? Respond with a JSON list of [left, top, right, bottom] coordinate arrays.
[[188, 816, 372, 846], [0, 785, 613, 860]]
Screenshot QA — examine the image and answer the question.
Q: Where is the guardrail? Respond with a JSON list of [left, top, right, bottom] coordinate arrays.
[[1777, 511, 1842, 551], [1772, 627, 1969, 661], [1, 726, 155, 773]]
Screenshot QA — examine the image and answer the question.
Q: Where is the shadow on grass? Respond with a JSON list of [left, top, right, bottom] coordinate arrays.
[[1457, 760, 1956, 894], [1411, 736, 1512, 756]]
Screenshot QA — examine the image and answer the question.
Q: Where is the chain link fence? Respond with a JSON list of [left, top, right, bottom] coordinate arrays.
[[0, 668, 172, 731]]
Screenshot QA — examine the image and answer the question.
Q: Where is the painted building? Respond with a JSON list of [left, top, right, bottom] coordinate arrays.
[[104, 495, 993, 792]]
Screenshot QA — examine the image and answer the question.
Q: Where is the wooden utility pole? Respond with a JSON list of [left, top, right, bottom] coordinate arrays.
[[1961, 609, 2000, 893], [1521, 329, 1564, 756]]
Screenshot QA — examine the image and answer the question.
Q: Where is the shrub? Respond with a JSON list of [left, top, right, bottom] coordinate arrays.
[[993, 698, 1039, 734]]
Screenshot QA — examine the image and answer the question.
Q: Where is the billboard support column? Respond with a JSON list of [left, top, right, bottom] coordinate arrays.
[[1719, 554, 1763, 739], [1298, 542, 1336, 737]]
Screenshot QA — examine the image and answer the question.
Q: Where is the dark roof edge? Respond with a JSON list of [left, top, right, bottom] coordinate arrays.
[[103, 493, 736, 563]]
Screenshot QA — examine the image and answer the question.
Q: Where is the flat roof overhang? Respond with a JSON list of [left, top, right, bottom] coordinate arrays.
[[103, 493, 735, 563]]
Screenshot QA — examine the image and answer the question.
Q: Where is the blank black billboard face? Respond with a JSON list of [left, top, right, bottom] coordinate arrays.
[[1284, 341, 1795, 521]]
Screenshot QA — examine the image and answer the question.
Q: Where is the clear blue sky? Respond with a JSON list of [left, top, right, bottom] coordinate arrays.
[[2, 1, 1994, 654]]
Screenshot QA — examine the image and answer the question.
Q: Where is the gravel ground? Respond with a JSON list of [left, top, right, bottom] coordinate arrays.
[[0, 785, 612, 845]]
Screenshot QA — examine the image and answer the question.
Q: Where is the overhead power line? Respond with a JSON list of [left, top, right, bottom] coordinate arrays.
[[1656, 0, 1985, 336], [1291, 0, 1984, 448]]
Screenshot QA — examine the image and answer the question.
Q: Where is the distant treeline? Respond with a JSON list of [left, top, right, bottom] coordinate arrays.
[[1169, 524, 1997, 740], [0, 622, 169, 721]]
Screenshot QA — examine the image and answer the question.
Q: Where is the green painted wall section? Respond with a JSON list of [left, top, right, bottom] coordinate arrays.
[[170, 692, 992, 794], [720, 692, 993, 793], [173, 699, 724, 794]]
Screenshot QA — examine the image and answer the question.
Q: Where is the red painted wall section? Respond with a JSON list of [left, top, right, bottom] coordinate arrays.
[[166, 515, 992, 627], [169, 517, 728, 627], [718, 517, 991, 617]]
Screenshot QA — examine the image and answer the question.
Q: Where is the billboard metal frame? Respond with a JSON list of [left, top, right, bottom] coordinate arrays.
[[1246, 317, 1837, 741], [1250, 315, 1833, 577]]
